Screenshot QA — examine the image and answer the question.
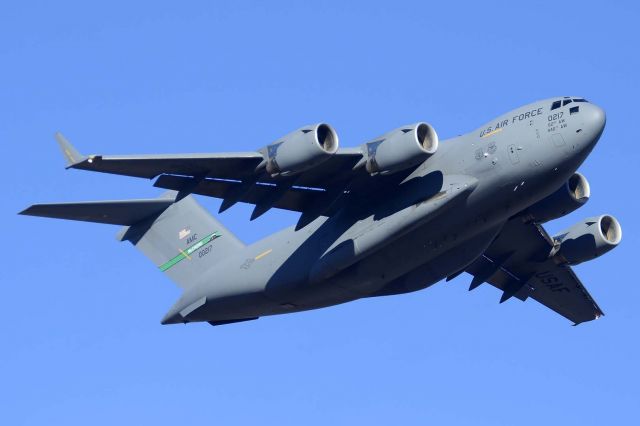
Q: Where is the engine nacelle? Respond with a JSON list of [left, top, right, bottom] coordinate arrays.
[[552, 214, 622, 266], [263, 123, 339, 177], [524, 172, 590, 223], [364, 122, 438, 175]]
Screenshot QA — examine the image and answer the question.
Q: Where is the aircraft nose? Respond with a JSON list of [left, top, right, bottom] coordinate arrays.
[[585, 103, 606, 137]]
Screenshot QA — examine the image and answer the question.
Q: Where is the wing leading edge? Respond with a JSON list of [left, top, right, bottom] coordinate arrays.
[[464, 218, 603, 325]]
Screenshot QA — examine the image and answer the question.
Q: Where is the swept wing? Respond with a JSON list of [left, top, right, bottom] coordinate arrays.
[[465, 218, 603, 325]]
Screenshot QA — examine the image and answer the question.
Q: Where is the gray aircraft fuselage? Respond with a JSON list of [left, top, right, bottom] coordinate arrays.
[[162, 98, 606, 324]]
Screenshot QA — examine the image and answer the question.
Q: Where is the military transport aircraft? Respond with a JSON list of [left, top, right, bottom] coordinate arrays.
[[21, 97, 621, 326]]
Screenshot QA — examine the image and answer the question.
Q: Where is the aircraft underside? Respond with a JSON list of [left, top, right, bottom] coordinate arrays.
[[21, 96, 621, 326]]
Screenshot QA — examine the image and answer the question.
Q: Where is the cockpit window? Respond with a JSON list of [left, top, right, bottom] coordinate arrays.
[[573, 98, 588, 102], [551, 101, 561, 110], [570, 106, 579, 115], [563, 99, 572, 106]]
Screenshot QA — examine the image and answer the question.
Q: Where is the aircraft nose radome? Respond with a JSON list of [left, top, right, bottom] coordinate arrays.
[[586, 104, 606, 135]]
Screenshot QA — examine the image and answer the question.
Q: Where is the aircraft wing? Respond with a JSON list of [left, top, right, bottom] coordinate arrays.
[[64, 146, 363, 186], [53, 133, 385, 222], [68, 151, 267, 180], [464, 217, 603, 325]]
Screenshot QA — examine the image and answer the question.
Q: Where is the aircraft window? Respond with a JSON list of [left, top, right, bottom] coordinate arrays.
[[570, 106, 579, 115], [551, 101, 561, 110], [563, 99, 572, 106], [573, 98, 588, 102]]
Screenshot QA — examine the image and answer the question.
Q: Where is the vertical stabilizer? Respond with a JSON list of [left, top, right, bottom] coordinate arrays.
[[118, 192, 244, 289]]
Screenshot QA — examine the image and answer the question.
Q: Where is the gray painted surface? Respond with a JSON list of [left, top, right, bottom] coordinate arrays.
[[20, 97, 621, 326]]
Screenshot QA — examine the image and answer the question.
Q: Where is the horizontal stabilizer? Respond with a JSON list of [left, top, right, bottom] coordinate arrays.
[[208, 318, 259, 326], [19, 196, 176, 225]]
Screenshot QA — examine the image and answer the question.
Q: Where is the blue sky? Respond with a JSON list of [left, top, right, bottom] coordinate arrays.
[[2, 1, 638, 424]]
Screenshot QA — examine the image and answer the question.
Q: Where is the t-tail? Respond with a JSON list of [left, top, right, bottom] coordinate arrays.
[[20, 191, 244, 290]]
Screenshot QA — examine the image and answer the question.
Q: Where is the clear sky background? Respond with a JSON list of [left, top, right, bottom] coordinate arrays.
[[2, 1, 638, 424]]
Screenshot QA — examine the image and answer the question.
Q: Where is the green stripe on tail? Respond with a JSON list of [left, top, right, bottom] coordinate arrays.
[[159, 232, 222, 272]]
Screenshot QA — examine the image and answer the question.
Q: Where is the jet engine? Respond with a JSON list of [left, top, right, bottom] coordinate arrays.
[[263, 123, 339, 177], [552, 214, 622, 265], [524, 172, 590, 223], [364, 122, 438, 175]]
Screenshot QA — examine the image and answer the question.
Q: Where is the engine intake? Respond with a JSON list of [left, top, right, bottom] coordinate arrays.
[[264, 123, 339, 176], [524, 172, 590, 223], [364, 122, 438, 175], [553, 214, 622, 265]]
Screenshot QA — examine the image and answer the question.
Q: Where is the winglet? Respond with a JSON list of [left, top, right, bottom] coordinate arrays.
[[55, 132, 86, 168]]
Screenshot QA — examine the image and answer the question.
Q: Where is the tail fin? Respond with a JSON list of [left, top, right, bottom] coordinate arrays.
[[21, 191, 244, 289], [117, 192, 244, 289]]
